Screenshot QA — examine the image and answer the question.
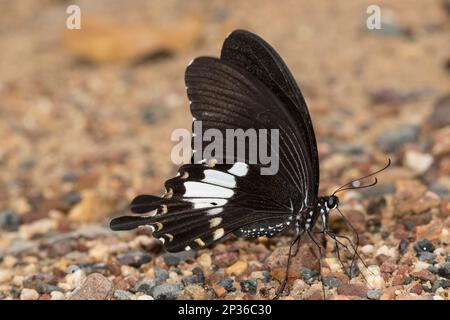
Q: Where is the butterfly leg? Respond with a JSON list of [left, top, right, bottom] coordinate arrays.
[[307, 231, 326, 300], [273, 234, 301, 300]]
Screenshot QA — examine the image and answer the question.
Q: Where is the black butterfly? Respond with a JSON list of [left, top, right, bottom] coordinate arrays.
[[110, 30, 390, 298]]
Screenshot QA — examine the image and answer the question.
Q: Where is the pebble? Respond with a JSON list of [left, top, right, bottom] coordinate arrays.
[[403, 150, 433, 174], [364, 265, 385, 290], [380, 261, 397, 273], [437, 262, 450, 279], [69, 273, 112, 300], [429, 94, 450, 127], [116, 251, 151, 268], [65, 269, 86, 289], [181, 284, 211, 300], [226, 261, 248, 276], [182, 267, 205, 286], [0, 269, 13, 284], [151, 282, 184, 300], [113, 290, 133, 300], [134, 280, 158, 295], [240, 279, 257, 294], [410, 269, 437, 282], [337, 284, 367, 298], [376, 245, 397, 259], [298, 267, 319, 281], [399, 239, 409, 255], [322, 277, 342, 288], [0, 209, 21, 231], [212, 251, 239, 267], [414, 239, 435, 254], [428, 265, 439, 274], [413, 261, 431, 272], [418, 252, 436, 264], [377, 125, 418, 152], [361, 244, 374, 255], [367, 289, 380, 300], [20, 288, 39, 300], [154, 267, 169, 283], [217, 278, 235, 292], [197, 253, 212, 269], [163, 251, 196, 266], [50, 291, 65, 300], [431, 279, 450, 292]]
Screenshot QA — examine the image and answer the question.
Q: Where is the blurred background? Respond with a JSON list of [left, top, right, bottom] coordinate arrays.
[[0, 0, 449, 300]]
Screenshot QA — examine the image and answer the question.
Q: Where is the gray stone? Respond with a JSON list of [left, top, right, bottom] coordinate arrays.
[[154, 268, 169, 283], [367, 289, 380, 300], [438, 262, 450, 279], [217, 278, 235, 292], [133, 279, 158, 295], [432, 279, 450, 292], [152, 283, 184, 300], [418, 252, 437, 264], [240, 279, 257, 294], [323, 277, 342, 288], [163, 250, 196, 266], [0, 209, 21, 231], [113, 290, 133, 300], [298, 267, 319, 281], [377, 125, 418, 152], [414, 239, 435, 254]]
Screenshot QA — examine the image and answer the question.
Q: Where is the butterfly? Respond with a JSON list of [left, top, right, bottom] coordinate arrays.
[[110, 29, 390, 298]]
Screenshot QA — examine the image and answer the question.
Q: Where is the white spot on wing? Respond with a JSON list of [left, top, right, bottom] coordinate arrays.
[[202, 169, 236, 188], [209, 217, 222, 228], [227, 162, 249, 177], [213, 228, 225, 240], [183, 182, 233, 198], [207, 208, 223, 216], [187, 198, 228, 209]]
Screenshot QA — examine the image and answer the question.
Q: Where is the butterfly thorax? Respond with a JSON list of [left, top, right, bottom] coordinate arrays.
[[294, 195, 339, 234]]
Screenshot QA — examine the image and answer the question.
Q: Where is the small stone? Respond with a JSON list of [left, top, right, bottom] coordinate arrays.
[[212, 284, 227, 298], [163, 251, 196, 266], [154, 268, 169, 283], [428, 265, 439, 274], [414, 239, 435, 254], [376, 245, 397, 259], [217, 278, 235, 292], [65, 269, 86, 289], [152, 282, 184, 300], [399, 239, 409, 255], [429, 94, 450, 127], [182, 267, 204, 286], [133, 280, 158, 295], [377, 125, 418, 152], [322, 277, 342, 288], [415, 221, 443, 241], [50, 291, 65, 300], [367, 289, 380, 300], [361, 244, 374, 254], [226, 261, 248, 276], [431, 279, 450, 292], [409, 283, 423, 295], [437, 262, 450, 279], [418, 252, 436, 264], [117, 251, 151, 268], [380, 261, 397, 273], [240, 279, 257, 294], [403, 277, 413, 285], [337, 284, 367, 298], [0, 209, 21, 231], [20, 288, 39, 300], [410, 269, 437, 282], [250, 270, 271, 283], [298, 267, 319, 281], [364, 265, 385, 290], [181, 284, 210, 300], [113, 290, 133, 300], [69, 273, 112, 300], [60, 191, 82, 207], [404, 151, 433, 174], [197, 253, 212, 269], [212, 251, 239, 267]]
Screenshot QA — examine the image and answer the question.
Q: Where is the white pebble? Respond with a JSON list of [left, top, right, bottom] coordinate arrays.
[[404, 151, 433, 174], [50, 291, 65, 300], [413, 261, 430, 272], [433, 295, 444, 300], [65, 269, 86, 289], [361, 244, 374, 254], [362, 265, 385, 290], [20, 288, 39, 300], [376, 245, 397, 259]]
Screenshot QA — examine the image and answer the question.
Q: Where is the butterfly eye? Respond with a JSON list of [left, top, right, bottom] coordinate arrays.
[[327, 196, 338, 208]]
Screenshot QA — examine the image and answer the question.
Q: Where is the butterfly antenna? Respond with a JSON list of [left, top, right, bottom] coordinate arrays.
[[332, 158, 391, 195]]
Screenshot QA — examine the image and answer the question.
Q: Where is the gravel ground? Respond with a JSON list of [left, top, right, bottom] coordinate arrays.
[[0, 0, 449, 300]]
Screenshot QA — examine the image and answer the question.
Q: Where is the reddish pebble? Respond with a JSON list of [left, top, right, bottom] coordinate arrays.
[[337, 284, 368, 298], [410, 270, 436, 282], [409, 283, 423, 295]]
